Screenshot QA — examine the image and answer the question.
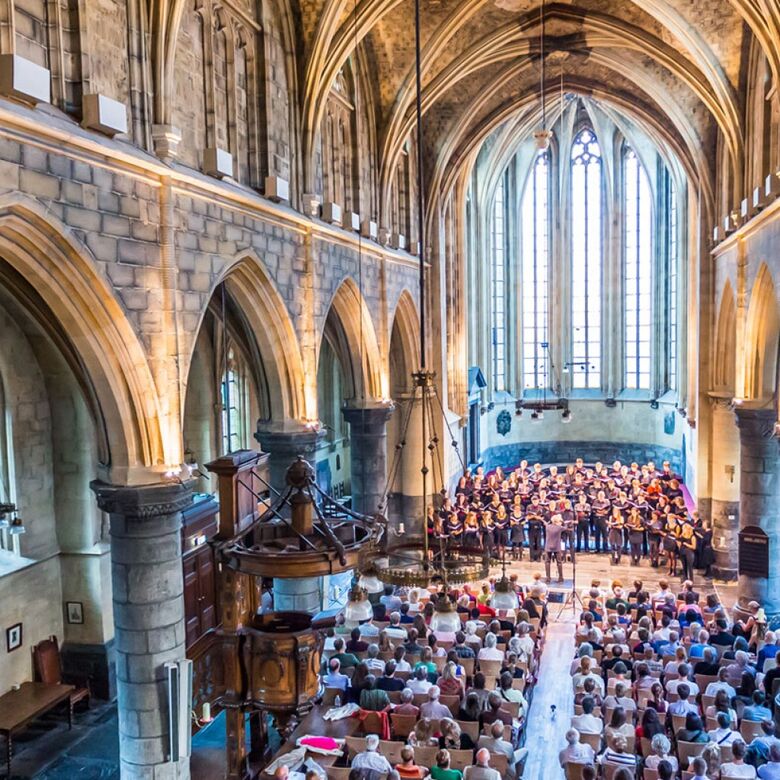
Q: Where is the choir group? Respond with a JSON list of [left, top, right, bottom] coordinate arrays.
[[429, 459, 714, 583]]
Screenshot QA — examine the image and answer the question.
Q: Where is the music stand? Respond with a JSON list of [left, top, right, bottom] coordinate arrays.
[[556, 546, 584, 619]]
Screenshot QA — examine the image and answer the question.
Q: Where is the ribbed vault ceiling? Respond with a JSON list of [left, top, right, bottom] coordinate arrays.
[[297, 0, 772, 220]]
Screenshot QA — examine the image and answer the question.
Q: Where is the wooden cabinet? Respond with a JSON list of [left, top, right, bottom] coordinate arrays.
[[182, 494, 220, 649], [184, 545, 217, 647]]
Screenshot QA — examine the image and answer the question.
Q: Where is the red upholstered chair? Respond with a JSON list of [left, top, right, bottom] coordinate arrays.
[[32, 635, 90, 710]]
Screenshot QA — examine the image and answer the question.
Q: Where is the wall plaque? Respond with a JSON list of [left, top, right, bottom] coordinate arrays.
[[738, 525, 769, 579]]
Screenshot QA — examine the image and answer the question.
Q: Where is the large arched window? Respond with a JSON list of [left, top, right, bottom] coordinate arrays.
[[623, 146, 653, 389], [667, 176, 679, 391], [221, 346, 250, 453], [521, 152, 550, 389], [491, 175, 506, 391], [570, 129, 602, 389]]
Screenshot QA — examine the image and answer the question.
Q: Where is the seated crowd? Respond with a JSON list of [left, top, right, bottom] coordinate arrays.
[[561, 578, 777, 779], [314, 576, 550, 780]]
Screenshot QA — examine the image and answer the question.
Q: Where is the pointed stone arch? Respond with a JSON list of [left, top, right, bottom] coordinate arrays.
[[0, 193, 162, 483], [389, 290, 420, 395], [319, 277, 384, 401], [713, 280, 737, 394], [188, 251, 309, 425], [743, 263, 780, 403]]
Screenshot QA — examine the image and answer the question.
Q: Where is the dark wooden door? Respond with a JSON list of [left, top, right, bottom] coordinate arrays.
[[183, 545, 218, 648]]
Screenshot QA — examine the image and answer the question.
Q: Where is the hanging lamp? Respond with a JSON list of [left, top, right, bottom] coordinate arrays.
[[533, 0, 552, 152], [358, 0, 490, 588]]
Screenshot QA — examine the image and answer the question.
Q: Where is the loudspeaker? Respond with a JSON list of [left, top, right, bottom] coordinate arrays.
[[165, 658, 193, 762]]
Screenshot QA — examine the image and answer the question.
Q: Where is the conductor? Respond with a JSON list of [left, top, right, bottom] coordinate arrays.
[[544, 513, 565, 584]]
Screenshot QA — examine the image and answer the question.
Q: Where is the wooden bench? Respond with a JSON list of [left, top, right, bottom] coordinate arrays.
[[0, 682, 75, 776]]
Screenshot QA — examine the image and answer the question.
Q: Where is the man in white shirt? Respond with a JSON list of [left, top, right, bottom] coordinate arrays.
[[477, 722, 528, 780], [666, 684, 698, 717], [358, 621, 380, 639], [477, 633, 504, 661], [665, 664, 698, 696], [559, 728, 595, 767], [322, 658, 350, 691], [705, 668, 738, 699], [571, 696, 603, 734], [758, 744, 780, 780], [420, 686, 453, 720], [603, 683, 636, 714], [708, 712, 740, 746], [380, 585, 403, 614], [407, 666, 432, 694], [364, 644, 386, 674], [384, 612, 407, 640], [463, 748, 502, 780], [720, 739, 757, 778], [572, 661, 605, 696], [352, 734, 393, 774]]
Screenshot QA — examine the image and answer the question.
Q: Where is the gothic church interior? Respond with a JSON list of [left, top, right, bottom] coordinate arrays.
[[0, 0, 778, 777]]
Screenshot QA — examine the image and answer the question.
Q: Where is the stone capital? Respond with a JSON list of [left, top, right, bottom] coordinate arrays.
[[733, 406, 778, 439], [708, 391, 736, 412], [91, 479, 194, 519], [151, 124, 182, 162], [342, 400, 396, 433], [254, 424, 326, 458]]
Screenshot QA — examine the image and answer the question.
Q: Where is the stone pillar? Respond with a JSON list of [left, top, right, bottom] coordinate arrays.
[[709, 396, 741, 579], [735, 407, 780, 612], [389, 393, 426, 527], [342, 401, 395, 516], [272, 577, 322, 613], [254, 426, 325, 494], [92, 480, 193, 780]]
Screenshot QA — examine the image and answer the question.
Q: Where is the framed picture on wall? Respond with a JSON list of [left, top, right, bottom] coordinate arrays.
[[65, 601, 84, 625], [6, 622, 22, 652]]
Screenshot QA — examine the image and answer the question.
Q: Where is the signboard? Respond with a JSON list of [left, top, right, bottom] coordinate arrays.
[[738, 525, 769, 579]]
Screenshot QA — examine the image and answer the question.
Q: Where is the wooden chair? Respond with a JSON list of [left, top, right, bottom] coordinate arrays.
[[677, 740, 706, 769], [578, 732, 601, 752], [32, 635, 90, 711], [694, 674, 718, 694], [326, 768, 353, 780], [390, 713, 418, 739], [643, 769, 658, 780], [345, 736, 367, 759], [388, 691, 402, 704], [460, 658, 476, 677], [478, 660, 503, 681], [413, 745, 439, 768], [379, 740, 404, 764], [449, 749, 476, 772], [481, 723, 512, 742], [440, 694, 461, 717], [488, 752, 508, 775], [412, 692, 429, 707], [321, 687, 345, 707], [670, 713, 687, 733], [640, 737, 652, 758], [456, 720, 479, 742], [564, 764, 587, 780], [360, 712, 385, 735], [604, 762, 636, 780], [740, 719, 765, 742], [701, 694, 715, 711]]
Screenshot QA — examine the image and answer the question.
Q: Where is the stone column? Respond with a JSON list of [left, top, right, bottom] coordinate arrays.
[[272, 577, 322, 613], [92, 479, 193, 780], [389, 393, 426, 527], [735, 407, 780, 612], [254, 426, 325, 494], [342, 401, 395, 516], [709, 395, 740, 579]]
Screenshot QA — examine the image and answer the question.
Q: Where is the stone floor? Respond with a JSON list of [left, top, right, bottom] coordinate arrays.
[[2, 552, 734, 779], [1, 701, 117, 780]]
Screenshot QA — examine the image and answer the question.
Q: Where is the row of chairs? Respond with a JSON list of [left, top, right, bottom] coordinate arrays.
[[342, 735, 510, 775]]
